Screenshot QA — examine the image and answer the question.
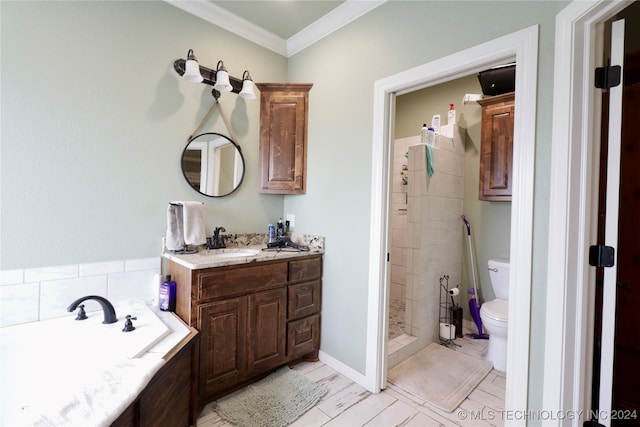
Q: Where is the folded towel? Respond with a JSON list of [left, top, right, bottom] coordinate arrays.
[[180, 201, 206, 245], [426, 145, 435, 177], [165, 204, 185, 251]]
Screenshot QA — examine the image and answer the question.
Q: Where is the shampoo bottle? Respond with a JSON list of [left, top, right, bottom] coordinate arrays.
[[426, 127, 436, 145], [159, 275, 176, 312], [431, 114, 441, 134], [420, 124, 428, 143], [448, 104, 456, 125]]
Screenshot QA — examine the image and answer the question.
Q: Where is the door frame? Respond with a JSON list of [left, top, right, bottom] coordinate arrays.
[[544, 0, 630, 423], [366, 25, 539, 416]]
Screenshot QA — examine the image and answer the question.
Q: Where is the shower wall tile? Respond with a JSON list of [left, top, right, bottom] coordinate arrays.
[[390, 264, 406, 287], [391, 227, 408, 248], [390, 245, 404, 266], [425, 174, 464, 199], [392, 191, 407, 208], [394, 128, 464, 358], [433, 146, 465, 176], [421, 197, 463, 221]]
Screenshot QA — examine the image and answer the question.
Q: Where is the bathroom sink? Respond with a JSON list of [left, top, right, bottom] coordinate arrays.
[[210, 248, 260, 258]]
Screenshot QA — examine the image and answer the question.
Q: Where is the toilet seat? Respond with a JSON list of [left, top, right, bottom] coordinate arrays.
[[481, 299, 508, 322]]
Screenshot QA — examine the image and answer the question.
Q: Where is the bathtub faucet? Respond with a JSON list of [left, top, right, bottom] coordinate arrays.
[[67, 295, 117, 324]]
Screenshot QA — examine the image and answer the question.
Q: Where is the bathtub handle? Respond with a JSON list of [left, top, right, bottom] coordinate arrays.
[[75, 304, 88, 321], [122, 315, 137, 333]]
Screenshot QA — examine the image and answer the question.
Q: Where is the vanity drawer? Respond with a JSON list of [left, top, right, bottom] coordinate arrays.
[[288, 256, 322, 283], [288, 280, 321, 320], [196, 262, 288, 301], [287, 314, 320, 359]]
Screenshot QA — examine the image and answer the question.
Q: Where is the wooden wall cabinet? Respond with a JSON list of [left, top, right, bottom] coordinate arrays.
[[477, 92, 514, 201], [256, 83, 313, 194], [168, 255, 322, 407]]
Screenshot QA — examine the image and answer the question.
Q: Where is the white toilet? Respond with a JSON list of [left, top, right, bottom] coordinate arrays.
[[480, 259, 510, 372]]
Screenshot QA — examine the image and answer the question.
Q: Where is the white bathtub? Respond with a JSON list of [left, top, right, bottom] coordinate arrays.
[[0, 300, 171, 427]]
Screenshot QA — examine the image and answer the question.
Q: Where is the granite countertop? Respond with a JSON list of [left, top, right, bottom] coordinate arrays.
[[163, 233, 325, 270]]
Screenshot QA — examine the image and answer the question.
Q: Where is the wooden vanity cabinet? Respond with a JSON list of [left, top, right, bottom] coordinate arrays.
[[256, 83, 313, 195], [168, 255, 322, 406], [477, 92, 514, 201]]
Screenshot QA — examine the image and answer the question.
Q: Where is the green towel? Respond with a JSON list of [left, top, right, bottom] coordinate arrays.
[[426, 145, 435, 177]]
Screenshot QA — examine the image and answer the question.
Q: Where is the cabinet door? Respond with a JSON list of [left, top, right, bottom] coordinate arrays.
[[478, 92, 514, 201], [288, 280, 321, 320], [247, 288, 287, 375], [198, 297, 247, 398], [257, 83, 312, 195], [287, 314, 320, 359]]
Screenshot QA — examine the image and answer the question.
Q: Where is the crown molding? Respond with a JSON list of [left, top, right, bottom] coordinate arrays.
[[286, 1, 387, 57], [287, 0, 387, 57], [166, 0, 288, 56], [165, 0, 387, 58]]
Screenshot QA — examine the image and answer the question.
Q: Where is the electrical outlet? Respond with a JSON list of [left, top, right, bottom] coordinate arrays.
[[286, 213, 295, 228]]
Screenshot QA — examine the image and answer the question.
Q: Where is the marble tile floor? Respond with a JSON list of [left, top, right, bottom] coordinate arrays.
[[196, 330, 505, 427]]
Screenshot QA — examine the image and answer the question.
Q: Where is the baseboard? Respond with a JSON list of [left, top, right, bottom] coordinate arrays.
[[318, 350, 371, 391]]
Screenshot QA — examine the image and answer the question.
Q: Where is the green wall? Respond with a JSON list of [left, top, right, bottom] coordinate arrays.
[[0, 1, 287, 269], [394, 75, 512, 313]]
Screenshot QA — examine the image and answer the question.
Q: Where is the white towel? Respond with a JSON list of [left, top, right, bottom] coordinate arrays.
[[165, 204, 185, 251], [167, 201, 206, 248], [180, 201, 206, 245]]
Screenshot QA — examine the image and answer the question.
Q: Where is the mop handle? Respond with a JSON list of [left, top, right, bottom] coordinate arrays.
[[461, 215, 480, 299], [461, 215, 471, 236]]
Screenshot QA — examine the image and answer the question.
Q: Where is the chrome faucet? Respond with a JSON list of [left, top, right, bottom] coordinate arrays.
[[67, 295, 117, 324], [211, 226, 227, 249]]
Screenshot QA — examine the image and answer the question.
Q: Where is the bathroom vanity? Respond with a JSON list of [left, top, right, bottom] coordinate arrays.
[[165, 247, 323, 407]]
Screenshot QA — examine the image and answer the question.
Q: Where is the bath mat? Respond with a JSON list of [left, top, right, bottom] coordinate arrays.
[[213, 366, 328, 427], [388, 342, 492, 412]]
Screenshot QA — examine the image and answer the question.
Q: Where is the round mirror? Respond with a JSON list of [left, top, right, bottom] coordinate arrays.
[[181, 132, 245, 197]]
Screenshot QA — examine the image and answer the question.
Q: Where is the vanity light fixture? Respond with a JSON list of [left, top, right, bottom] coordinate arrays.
[[212, 61, 232, 92], [173, 49, 255, 99], [239, 71, 256, 100], [183, 49, 204, 83]]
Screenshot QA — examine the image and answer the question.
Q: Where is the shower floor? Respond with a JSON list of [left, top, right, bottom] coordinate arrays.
[[389, 298, 406, 340]]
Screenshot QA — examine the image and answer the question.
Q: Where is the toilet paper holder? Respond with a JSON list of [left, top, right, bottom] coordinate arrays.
[[439, 275, 461, 346]]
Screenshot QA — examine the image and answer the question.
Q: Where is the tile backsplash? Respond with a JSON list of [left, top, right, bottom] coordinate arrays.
[[0, 257, 160, 327]]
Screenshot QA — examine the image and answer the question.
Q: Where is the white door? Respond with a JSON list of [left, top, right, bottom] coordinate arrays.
[[596, 17, 624, 427]]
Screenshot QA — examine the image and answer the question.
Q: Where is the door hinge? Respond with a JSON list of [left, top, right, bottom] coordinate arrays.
[[594, 65, 621, 89], [387, 252, 390, 262], [588, 245, 615, 268]]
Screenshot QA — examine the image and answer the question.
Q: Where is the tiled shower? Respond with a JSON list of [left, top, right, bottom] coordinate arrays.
[[388, 129, 465, 367]]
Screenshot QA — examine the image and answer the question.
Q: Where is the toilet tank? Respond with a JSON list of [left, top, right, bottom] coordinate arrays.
[[488, 259, 510, 300]]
